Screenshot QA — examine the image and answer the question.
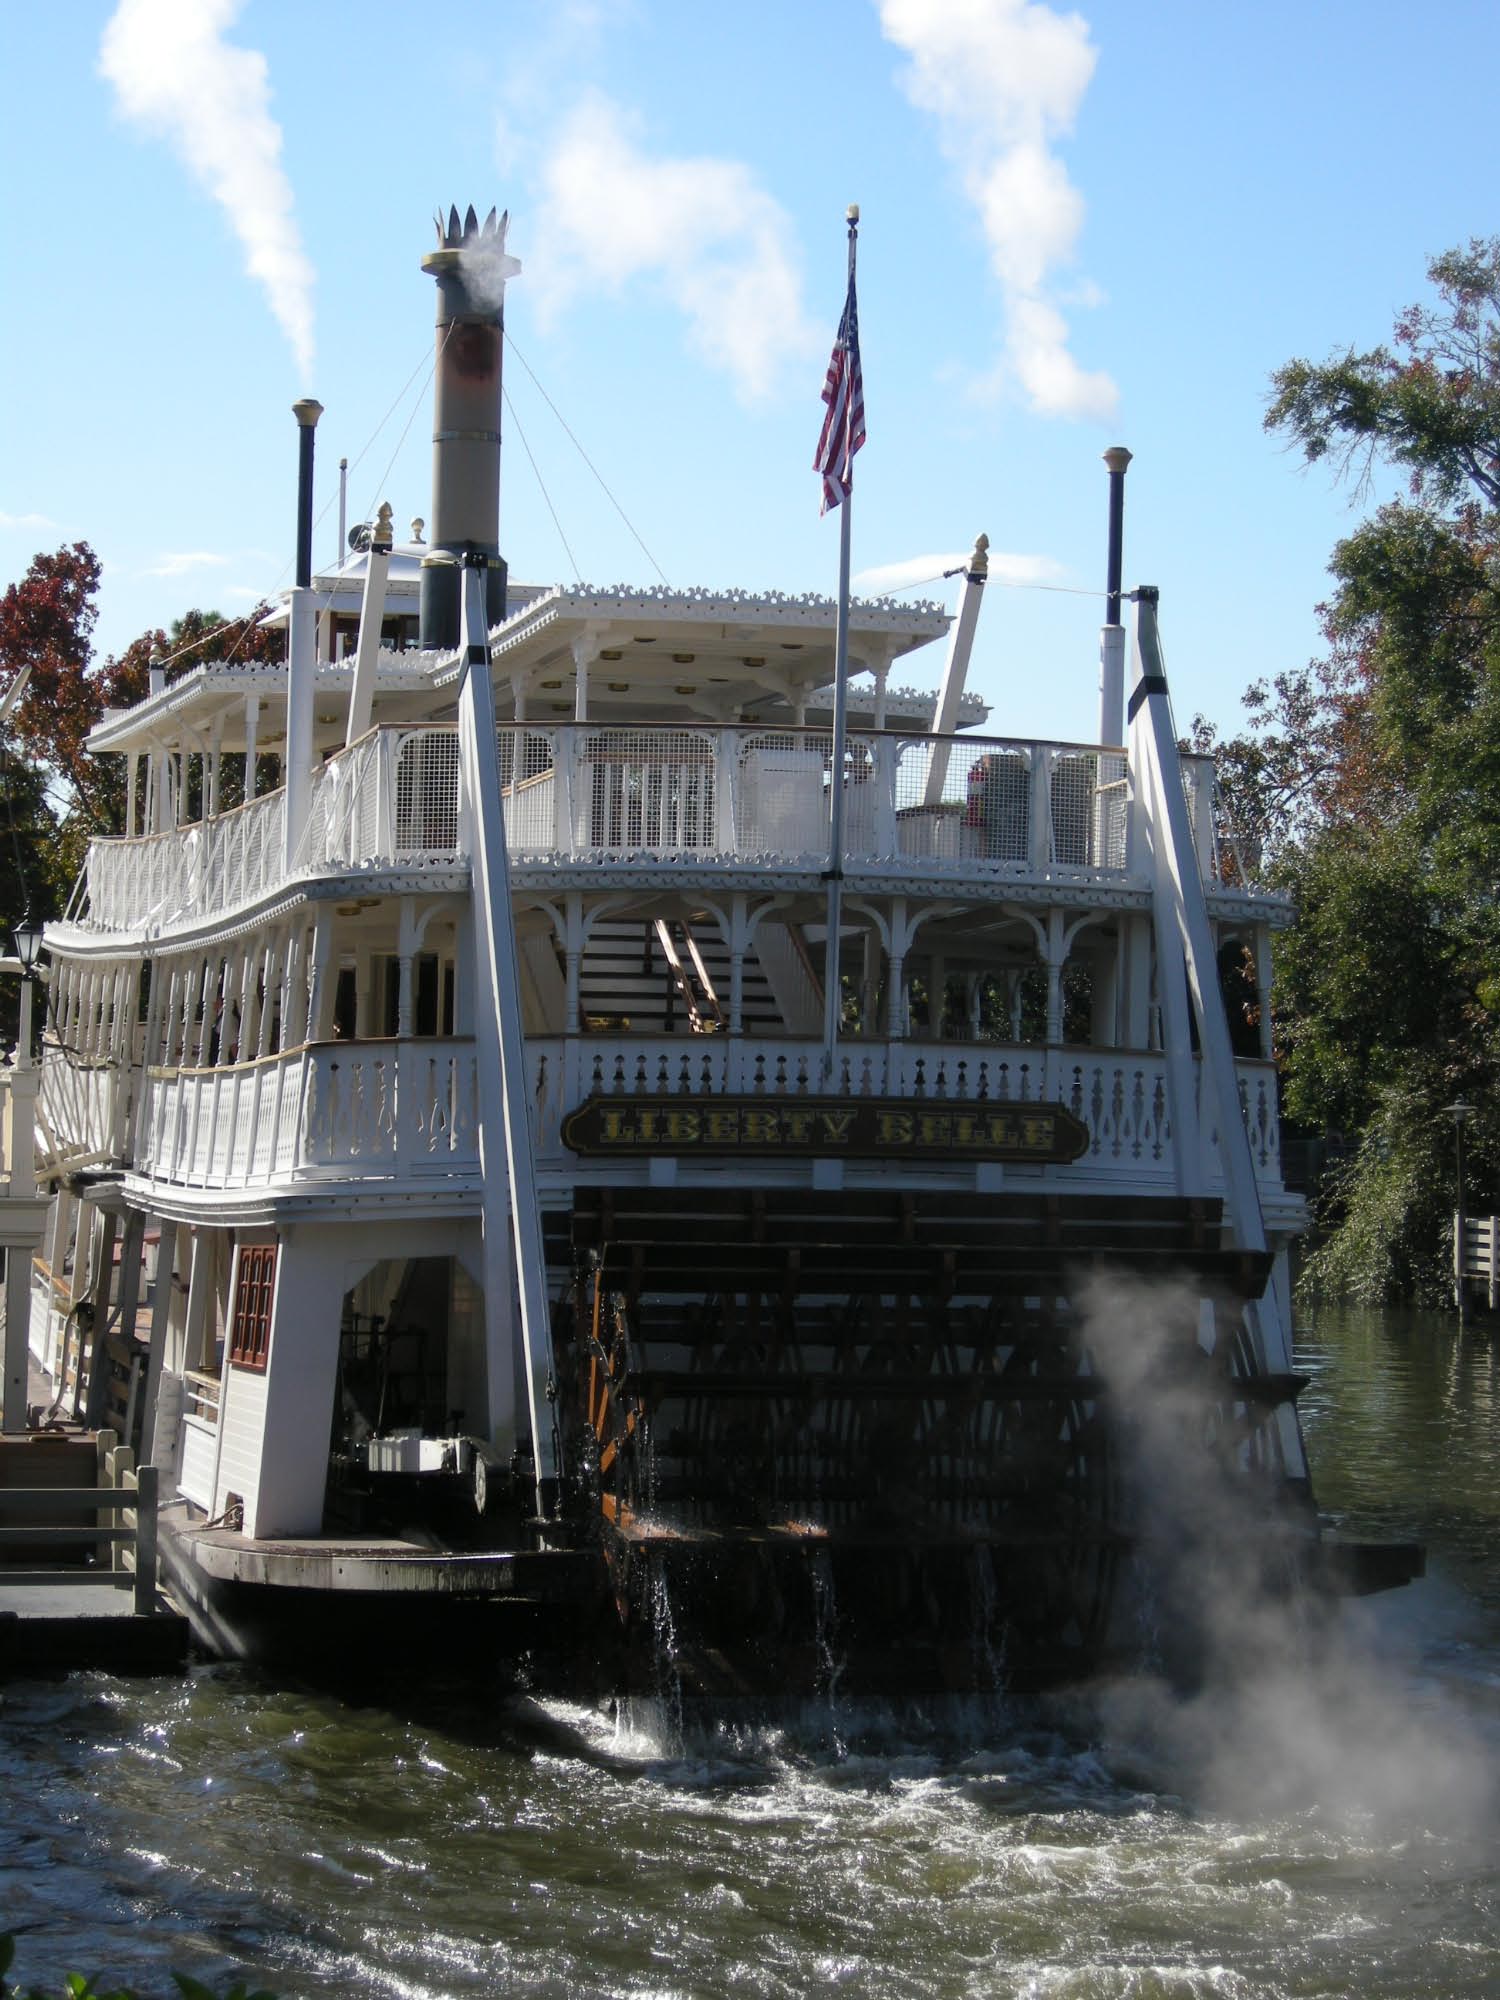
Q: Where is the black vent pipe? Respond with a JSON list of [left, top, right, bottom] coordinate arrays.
[[1103, 444, 1131, 625], [292, 399, 324, 590]]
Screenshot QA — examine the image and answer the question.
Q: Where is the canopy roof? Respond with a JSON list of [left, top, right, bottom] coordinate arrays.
[[86, 578, 974, 758]]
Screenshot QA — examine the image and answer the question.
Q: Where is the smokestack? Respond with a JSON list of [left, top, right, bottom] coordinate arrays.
[[292, 398, 323, 589], [419, 206, 519, 650], [1103, 444, 1132, 627]]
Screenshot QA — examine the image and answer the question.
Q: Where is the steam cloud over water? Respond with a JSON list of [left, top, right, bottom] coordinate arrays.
[[1076, 1269, 1496, 1831], [99, 0, 316, 379]]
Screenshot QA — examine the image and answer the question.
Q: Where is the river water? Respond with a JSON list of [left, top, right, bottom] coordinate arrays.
[[3, 1306, 1498, 1999]]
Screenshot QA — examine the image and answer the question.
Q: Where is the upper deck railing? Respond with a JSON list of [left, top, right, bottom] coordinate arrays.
[[70, 723, 1246, 937]]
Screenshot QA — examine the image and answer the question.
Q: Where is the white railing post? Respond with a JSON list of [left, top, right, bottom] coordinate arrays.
[[871, 735, 899, 859], [714, 725, 738, 852], [555, 727, 577, 856], [1029, 747, 1052, 867]]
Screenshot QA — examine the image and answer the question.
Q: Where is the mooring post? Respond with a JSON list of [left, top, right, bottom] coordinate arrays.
[[134, 1463, 159, 1616]]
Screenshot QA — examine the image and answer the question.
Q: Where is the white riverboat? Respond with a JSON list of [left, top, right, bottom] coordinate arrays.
[[8, 208, 1385, 1690]]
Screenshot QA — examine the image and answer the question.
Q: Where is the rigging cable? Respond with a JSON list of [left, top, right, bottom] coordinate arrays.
[[504, 332, 670, 588], [502, 384, 582, 587]]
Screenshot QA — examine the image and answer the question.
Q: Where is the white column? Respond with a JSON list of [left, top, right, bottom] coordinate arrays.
[[1044, 909, 1066, 1046], [563, 895, 583, 1036], [283, 589, 318, 874], [572, 636, 591, 722], [257, 938, 279, 1058], [872, 659, 890, 730], [396, 901, 416, 1038], [244, 694, 260, 801], [3, 1248, 34, 1431], [306, 907, 333, 1043], [1253, 926, 1274, 1061], [886, 898, 908, 1040]]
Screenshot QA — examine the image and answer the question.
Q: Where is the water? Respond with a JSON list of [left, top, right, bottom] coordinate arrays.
[[3, 1306, 1499, 1999]]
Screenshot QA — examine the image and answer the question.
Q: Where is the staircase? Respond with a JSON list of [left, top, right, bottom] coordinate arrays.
[[576, 919, 781, 1035]]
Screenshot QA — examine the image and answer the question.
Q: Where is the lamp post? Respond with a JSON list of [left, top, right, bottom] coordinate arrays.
[[1446, 1101, 1476, 1330], [10, 921, 43, 1076]]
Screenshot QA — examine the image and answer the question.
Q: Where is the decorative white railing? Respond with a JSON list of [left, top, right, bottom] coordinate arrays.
[[37, 1048, 132, 1163], [71, 721, 1271, 941], [134, 1038, 480, 1189], [529, 1037, 1283, 1190], [127, 1031, 1283, 1197], [83, 787, 288, 935], [76, 732, 468, 934], [494, 724, 1134, 876], [72, 726, 1163, 938]]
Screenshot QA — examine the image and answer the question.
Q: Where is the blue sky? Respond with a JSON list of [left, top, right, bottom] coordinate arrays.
[[2, 0, 1496, 747]]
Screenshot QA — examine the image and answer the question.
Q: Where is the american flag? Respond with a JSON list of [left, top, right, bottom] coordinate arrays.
[[814, 274, 865, 514]]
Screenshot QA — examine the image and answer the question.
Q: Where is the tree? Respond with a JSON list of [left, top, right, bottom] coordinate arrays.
[[1, 545, 280, 1047], [0, 544, 103, 820], [1253, 240, 1500, 1299]]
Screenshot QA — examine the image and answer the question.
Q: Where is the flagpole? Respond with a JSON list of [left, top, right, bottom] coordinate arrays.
[[821, 205, 859, 1084]]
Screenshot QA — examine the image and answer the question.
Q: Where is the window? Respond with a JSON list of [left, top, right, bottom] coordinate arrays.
[[229, 1244, 278, 1371]]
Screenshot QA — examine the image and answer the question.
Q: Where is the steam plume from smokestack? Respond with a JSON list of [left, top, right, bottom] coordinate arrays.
[[99, 0, 316, 378]]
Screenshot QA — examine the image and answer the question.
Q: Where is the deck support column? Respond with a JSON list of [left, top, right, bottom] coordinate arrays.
[[244, 695, 260, 801], [563, 895, 583, 1036], [82, 1207, 120, 1429], [1253, 926, 1273, 1061], [886, 898, 909, 1040], [728, 894, 748, 1036], [139, 1217, 176, 1465], [396, 901, 416, 1040], [1044, 910, 1066, 1045], [306, 907, 333, 1042]]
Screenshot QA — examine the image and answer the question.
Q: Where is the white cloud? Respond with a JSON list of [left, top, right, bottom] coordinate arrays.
[[531, 93, 816, 402], [855, 548, 1064, 594], [142, 551, 234, 578], [877, 0, 1116, 421], [99, 0, 315, 378], [0, 510, 59, 533]]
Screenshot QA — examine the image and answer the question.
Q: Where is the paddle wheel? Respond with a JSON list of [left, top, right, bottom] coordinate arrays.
[[551, 1186, 1292, 1695]]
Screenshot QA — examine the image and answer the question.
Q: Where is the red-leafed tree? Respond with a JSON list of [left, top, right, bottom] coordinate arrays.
[[1, 542, 102, 810]]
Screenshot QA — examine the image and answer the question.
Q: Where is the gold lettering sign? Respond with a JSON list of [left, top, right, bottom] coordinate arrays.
[[561, 1093, 1089, 1163]]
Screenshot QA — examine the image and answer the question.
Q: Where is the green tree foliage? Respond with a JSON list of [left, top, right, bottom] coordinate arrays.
[[1249, 239, 1500, 1299]]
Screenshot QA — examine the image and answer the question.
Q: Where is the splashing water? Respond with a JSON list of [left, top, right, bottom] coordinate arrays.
[[969, 1542, 1007, 1694], [809, 1548, 848, 1757], [647, 1554, 685, 1753]]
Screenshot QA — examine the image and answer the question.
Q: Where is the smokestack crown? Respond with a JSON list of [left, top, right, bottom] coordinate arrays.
[[422, 205, 520, 322]]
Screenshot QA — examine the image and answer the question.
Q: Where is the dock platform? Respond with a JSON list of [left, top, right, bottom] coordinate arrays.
[[0, 1407, 191, 1677], [0, 1572, 190, 1675]]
